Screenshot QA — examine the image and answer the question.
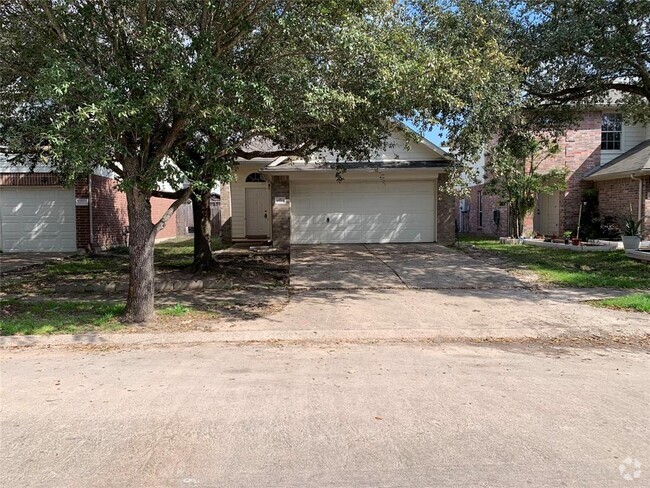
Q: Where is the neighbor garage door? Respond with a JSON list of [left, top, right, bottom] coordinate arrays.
[[0, 187, 77, 252], [291, 180, 436, 244]]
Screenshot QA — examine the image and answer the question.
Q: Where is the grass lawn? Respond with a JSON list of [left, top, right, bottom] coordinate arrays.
[[593, 294, 650, 313], [0, 299, 208, 335], [458, 235, 650, 289], [0, 300, 126, 335]]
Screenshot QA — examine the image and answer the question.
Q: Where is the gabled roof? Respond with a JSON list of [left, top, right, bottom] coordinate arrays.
[[584, 140, 650, 181], [260, 159, 450, 173]]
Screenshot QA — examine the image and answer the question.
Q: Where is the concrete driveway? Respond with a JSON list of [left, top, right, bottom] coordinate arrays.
[[290, 244, 524, 289]]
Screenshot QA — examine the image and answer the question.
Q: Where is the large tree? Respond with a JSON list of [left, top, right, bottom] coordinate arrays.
[[513, 0, 650, 121], [0, 1, 521, 322]]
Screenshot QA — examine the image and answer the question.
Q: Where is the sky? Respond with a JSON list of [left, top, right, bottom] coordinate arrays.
[[403, 120, 449, 149]]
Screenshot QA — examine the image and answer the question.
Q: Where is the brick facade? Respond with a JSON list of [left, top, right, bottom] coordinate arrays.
[[459, 112, 604, 237], [436, 175, 456, 245], [1, 172, 180, 250], [219, 183, 232, 243], [270, 176, 290, 248], [595, 176, 650, 238], [457, 185, 510, 236]]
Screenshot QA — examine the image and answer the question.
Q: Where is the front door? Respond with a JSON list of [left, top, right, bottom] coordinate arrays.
[[245, 187, 269, 237], [535, 191, 560, 236]]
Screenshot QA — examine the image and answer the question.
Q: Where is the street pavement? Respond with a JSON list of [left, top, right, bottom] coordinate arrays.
[[1, 341, 648, 487]]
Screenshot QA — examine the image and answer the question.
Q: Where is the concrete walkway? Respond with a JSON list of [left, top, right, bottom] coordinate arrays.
[[290, 244, 524, 289]]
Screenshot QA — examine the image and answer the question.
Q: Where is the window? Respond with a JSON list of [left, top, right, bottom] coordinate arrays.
[[601, 114, 622, 150], [478, 191, 483, 228], [245, 172, 265, 183]]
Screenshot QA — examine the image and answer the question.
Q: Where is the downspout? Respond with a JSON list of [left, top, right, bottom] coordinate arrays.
[[88, 175, 94, 251], [630, 174, 643, 222]]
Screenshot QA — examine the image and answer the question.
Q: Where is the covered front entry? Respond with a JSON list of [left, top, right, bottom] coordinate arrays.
[[290, 180, 436, 244]]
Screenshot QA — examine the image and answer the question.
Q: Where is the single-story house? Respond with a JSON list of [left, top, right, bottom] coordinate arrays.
[[220, 128, 455, 247], [0, 158, 185, 252]]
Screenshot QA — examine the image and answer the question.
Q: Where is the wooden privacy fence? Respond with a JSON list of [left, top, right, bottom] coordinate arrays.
[[175, 196, 221, 237]]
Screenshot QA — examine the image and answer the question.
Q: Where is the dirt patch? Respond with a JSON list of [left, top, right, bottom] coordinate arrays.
[[1, 253, 289, 296]]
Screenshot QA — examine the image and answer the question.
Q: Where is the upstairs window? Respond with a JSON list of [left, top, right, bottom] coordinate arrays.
[[245, 172, 265, 182], [601, 114, 622, 150]]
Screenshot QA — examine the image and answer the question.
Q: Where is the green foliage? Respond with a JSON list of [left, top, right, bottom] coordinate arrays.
[[512, 0, 650, 122], [594, 294, 650, 313], [622, 215, 644, 237], [158, 304, 192, 317], [0, 1, 522, 191], [0, 300, 125, 335], [484, 132, 568, 237]]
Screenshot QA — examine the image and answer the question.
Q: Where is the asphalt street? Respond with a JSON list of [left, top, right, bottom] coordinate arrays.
[[1, 341, 648, 487]]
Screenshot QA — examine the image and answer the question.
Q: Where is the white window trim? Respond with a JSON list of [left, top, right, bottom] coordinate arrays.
[[601, 113, 624, 153]]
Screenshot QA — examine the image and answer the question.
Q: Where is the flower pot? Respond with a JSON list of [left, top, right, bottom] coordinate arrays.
[[622, 235, 641, 251], [564, 238, 570, 244], [571, 238, 580, 246]]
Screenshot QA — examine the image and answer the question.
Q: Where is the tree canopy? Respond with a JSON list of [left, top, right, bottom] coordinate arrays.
[[513, 0, 650, 122], [0, 0, 523, 321]]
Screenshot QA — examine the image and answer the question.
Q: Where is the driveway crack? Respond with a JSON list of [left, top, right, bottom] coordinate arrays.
[[362, 245, 410, 289]]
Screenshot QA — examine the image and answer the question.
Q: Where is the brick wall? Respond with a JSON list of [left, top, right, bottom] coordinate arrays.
[[558, 112, 601, 233], [595, 176, 650, 238], [151, 193, 178, 240], [436, 175, 456, 245], [89, 175, 179, 249], [459, 111, 603, 237], [75, 179, 91, 250], [90, 175, 128, 249], [0, 173, 62, 186], [457, 184, 510, 236], [271, 176, 290, 248], [220, 183, 232, 243]]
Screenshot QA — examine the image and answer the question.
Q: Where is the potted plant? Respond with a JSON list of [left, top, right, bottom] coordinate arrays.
[[621, 215, 643, 250], [563, 231, 572, 244]]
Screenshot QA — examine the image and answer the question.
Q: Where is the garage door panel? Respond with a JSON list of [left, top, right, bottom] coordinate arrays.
[[291, 181, 435, 244], [0, 187, 77, 252]]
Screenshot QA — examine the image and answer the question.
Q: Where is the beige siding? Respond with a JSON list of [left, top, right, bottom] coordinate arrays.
[[311, 130, 443, 163], [230, 162, 268, 239], [601, 120, 649, 165]]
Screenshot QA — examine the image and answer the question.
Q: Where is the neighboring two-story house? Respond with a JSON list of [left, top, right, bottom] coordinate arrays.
[[458, 102, 650, 239]]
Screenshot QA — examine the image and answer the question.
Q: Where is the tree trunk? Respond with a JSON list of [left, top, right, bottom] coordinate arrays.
[[124, 185, 157, 323], [191, 189, 214, 271]]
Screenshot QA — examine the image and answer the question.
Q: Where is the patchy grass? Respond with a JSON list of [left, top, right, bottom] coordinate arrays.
[[1, 238, 230, 295], [458, 234, 650, 289], [0, 299, 125, 335], [593, 294, 650, 313], [158, 304, 192, 316], [0, 299, 221, 335], [155, 237, 228, 269]]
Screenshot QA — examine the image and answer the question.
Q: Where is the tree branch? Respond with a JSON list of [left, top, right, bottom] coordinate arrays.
[[153, 186, 193, 234], [151, 188, 189, 200]]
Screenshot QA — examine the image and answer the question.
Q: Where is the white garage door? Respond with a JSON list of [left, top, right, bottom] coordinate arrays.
[[0, 187, 77, 252], [291, 180, 436, 244]]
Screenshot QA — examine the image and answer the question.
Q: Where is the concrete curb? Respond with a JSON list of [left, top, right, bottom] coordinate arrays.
[[2, 326, 648, 350]]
